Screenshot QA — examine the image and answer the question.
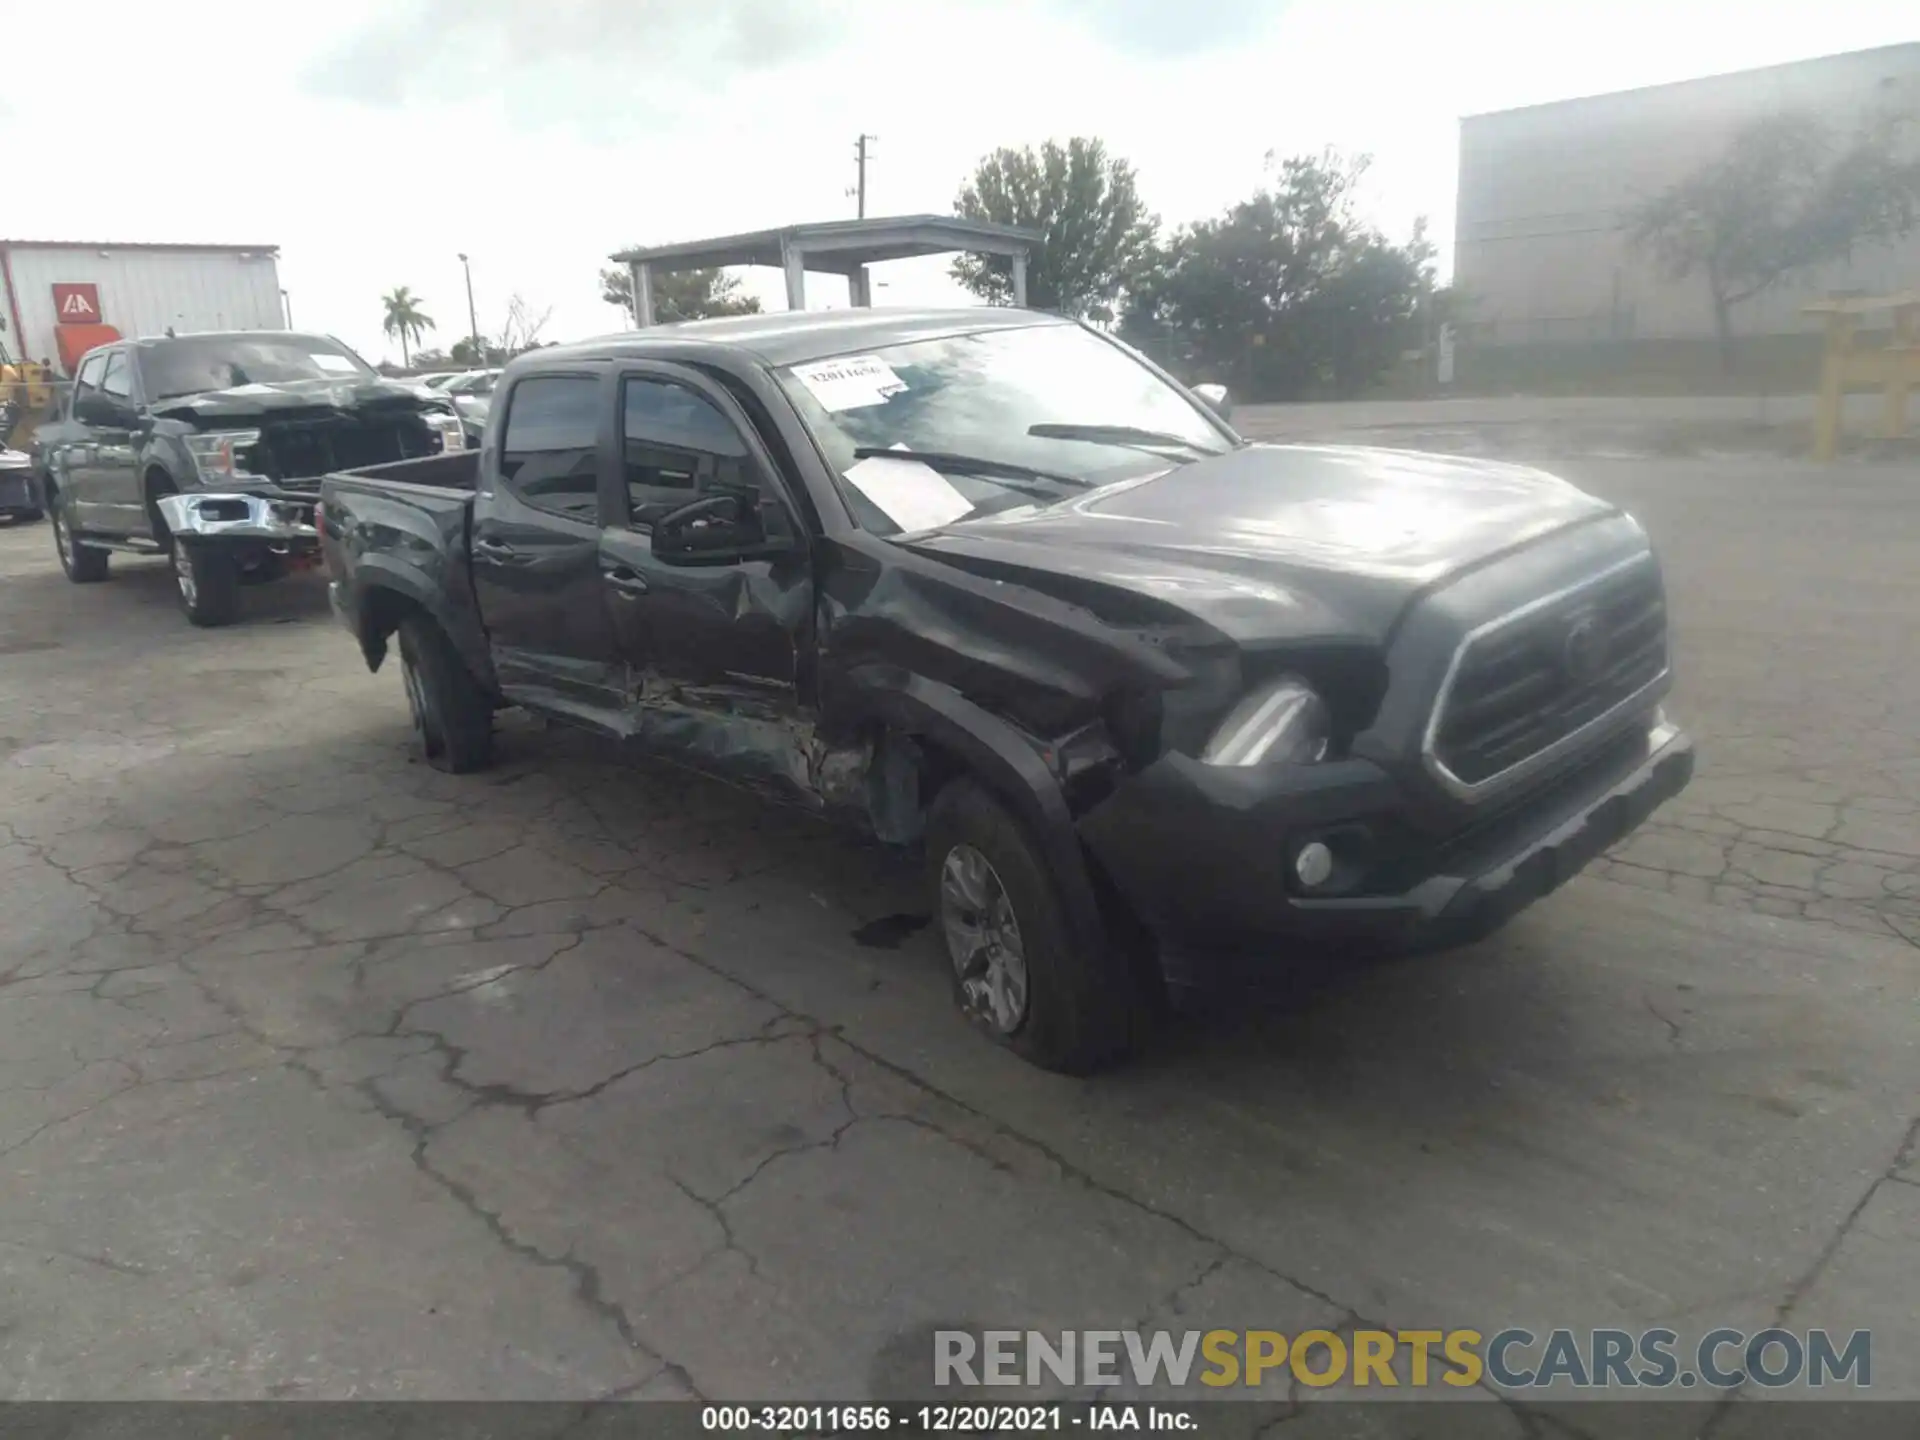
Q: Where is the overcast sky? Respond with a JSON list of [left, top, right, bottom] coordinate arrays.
[[3, 0, 1911, 364]]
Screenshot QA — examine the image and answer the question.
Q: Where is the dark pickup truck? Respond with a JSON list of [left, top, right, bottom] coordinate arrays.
[[319, 308, 1694, 1072], [36, 330, 466, 625]]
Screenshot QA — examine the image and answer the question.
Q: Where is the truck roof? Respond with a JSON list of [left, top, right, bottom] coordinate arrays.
[[547, 307, 1073, 369]]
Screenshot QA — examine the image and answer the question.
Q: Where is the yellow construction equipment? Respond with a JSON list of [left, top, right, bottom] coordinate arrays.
[[0, 357, 57, 448], [1806, 290, 1920, 460]]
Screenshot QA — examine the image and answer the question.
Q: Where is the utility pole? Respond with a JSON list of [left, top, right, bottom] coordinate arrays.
[[851, 134, 876, 219], [458, 252, 481, 366]]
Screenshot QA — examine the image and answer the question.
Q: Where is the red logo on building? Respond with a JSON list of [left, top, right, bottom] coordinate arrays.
[[53, 283, 102, 322]]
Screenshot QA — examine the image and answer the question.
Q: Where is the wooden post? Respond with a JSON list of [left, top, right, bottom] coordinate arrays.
[[1884, 302, 1917, 441], [1813, 310, 1854, 462]]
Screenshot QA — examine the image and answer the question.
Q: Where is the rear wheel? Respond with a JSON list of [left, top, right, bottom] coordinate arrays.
[[397, 614, 494, 773], [926, 778, 1139, 1073], [50, 496, 109, 582], [173, 542, 243, 627]]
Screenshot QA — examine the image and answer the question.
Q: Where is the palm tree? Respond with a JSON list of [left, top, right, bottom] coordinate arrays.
[[380, 287, 436, 367]]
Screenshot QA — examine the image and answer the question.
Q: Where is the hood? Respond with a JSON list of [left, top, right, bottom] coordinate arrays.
[[904, 443, 1616, 645], [154, 377, 451, 425]]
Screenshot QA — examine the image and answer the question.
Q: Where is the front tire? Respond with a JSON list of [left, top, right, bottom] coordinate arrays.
[[50, 497, 110, 582], [396, 614, 494, 773], [173, 542, 243, 627], [926, 778, 1138, 1073]]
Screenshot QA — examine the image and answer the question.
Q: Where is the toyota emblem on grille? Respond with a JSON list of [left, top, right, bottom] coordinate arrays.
[[1560, 614, 1607, 685]]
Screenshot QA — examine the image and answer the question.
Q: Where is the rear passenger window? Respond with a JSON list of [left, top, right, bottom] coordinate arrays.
[[621, 378, 762, 530], [499, 376, 599, 521]]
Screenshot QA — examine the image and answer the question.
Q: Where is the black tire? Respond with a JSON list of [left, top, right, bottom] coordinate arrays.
[[173, 542, 243, 627], [925, 777, 1139, 1073], [50, 496, 110, 582], [396, 614, 494, 773]]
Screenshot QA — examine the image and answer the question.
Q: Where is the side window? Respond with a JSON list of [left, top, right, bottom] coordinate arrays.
[[73, 352, 108, 404], [622, 377, 784, 533], [100, 350, 133, 400], [498, 375, 600, 522]]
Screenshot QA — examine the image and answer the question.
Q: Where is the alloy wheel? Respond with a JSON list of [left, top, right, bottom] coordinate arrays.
[[939, 843, 1030, 1035]]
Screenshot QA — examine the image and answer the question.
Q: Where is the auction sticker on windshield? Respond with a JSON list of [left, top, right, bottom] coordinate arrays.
[[312, 354, 360, 374], [792, 354, 907, 412], [844, 454, 972, 533]]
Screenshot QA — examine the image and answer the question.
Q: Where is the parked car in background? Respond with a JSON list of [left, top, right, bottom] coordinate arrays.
[[441, 367, 501, 448], [0, 443, 38, 523], [318, 309, 1692, 1072], [36, 331, 466, 625]]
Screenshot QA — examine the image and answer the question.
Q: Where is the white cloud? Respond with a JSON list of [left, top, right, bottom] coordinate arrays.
[[1, 0, 1910, 364]]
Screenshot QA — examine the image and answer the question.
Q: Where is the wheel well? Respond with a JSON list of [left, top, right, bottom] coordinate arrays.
[[357, 586, 425, 672], [145, 467, 179, 543]]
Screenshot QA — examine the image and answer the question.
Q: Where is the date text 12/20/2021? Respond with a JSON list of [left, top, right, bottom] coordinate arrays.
[[701, 1406, 1194, 1432]]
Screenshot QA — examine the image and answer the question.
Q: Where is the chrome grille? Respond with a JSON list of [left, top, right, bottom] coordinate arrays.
[[1426, 555, 1668, 795]]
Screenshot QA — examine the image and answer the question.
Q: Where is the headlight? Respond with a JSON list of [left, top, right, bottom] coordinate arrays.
[[1200, 674, 1330, 766], [184, 429, 264, 482]]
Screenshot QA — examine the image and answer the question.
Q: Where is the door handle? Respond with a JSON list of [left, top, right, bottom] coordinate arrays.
[[474, 537, 520, 560], [604, 567, 649, 596]]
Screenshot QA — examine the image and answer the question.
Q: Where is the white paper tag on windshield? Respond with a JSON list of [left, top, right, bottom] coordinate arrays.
[[791, 354, 906, 412], [844, 455, 972, 533], [312, 353, 360, 373]]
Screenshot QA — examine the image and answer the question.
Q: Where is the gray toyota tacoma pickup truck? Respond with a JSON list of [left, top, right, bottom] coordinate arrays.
[[318, 308, 1694, 1072], [36, 330, 466, 625]]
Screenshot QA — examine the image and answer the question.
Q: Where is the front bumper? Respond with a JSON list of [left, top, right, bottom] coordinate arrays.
[[1077, 716, 1694, 959], [156, 491, 320, 547]]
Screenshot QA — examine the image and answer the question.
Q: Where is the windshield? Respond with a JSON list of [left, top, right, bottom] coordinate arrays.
[[140, 335, 375, 400], [775, 322, 1234, 536]]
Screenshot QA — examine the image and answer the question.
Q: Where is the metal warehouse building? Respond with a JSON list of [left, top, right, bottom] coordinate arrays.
[[0, 240, 284, 374], [1454, 43, 1920, 346]]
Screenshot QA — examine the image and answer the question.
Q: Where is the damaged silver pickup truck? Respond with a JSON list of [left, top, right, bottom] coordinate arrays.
[[318, 309, 1694, 1072], [36, 331, 466, 625]]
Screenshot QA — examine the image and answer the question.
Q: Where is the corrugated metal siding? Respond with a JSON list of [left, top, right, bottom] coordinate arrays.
[[1454, 43, 1920, 345], [4, 246, 283, 363]]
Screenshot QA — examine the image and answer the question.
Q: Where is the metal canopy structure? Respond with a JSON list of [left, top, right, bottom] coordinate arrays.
[[610, 215, 1039, 326]]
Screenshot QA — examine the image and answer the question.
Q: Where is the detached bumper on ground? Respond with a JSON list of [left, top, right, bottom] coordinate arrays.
[[1079, 716, 1694, 958]]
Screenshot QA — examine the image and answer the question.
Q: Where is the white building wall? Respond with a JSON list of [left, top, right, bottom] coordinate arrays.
[[3, 244, 283, 363], [1455, 44, 1920, 345]]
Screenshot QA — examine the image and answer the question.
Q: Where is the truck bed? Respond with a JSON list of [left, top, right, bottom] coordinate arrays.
[[338, 448, 480, 491], [319, 447, 489, 677]]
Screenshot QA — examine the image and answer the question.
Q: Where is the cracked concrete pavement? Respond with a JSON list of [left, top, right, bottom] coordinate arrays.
[[0, 452, 1915, 1428]]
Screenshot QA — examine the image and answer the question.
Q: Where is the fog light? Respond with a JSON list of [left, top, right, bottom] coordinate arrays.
[[1294, 840, 1334, 889]]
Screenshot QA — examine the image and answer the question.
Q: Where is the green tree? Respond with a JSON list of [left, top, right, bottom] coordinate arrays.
[[951, 137, 1158, 317], [599, 264, 762, 323], [1629, 110, 1920, 373], [1122, 150, 1432, 400], [379, 286, 435, 367]]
